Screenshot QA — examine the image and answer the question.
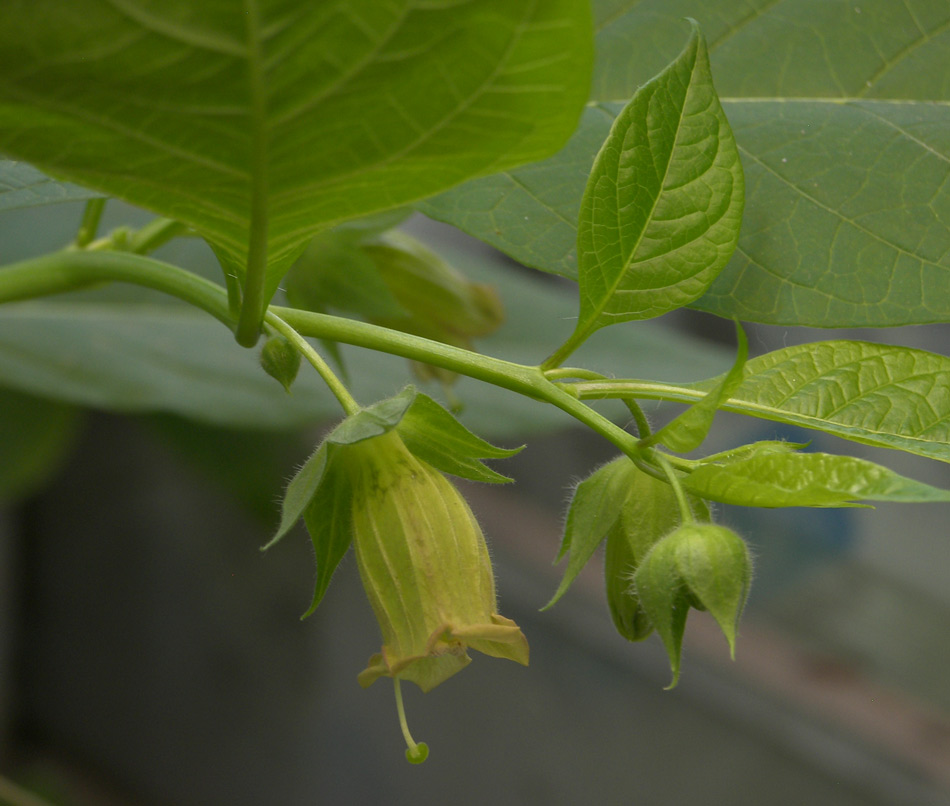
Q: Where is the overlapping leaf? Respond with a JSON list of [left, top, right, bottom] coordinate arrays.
[[684, 450, 950, 508], [421, 1, 950, 327], [557, 21, 743, 351], [713, 341, 950, 462], [0, 0, 593, 324], [0, 159, 100, 211]]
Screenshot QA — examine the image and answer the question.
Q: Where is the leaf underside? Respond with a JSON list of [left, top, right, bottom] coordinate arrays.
[[0, 0, 593, 307]]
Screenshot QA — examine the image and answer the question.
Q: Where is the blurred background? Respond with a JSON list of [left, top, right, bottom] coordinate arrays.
[[1, 202, 949, 805]]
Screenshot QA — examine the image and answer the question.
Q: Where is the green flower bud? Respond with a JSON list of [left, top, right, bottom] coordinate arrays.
[[364, 231, 504, 350], [338, 430, 528, 694], [603, 461, 691, 642], [633, 523, 752, 687], [259, 335, 301, 392]]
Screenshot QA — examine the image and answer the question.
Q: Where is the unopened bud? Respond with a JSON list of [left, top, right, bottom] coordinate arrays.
[[634, 523, 751, 687]]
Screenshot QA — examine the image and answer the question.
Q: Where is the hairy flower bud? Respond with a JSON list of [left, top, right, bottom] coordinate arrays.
[[338, 431, 528, 693], [634, 522, 752, 687]]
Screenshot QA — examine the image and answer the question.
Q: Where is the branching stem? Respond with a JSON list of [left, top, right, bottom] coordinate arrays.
[[265, 312, 360, 416], [0, 249, 666, 465]]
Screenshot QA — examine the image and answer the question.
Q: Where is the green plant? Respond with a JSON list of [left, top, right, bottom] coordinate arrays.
[[1, 1, 948, 766]]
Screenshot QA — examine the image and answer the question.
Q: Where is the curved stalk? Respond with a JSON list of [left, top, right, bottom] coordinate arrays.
[[265, 311, 360, 416], [0, 249, 651, 464]]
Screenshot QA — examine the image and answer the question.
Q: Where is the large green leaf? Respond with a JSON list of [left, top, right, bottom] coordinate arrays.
[[684, 450, 950, 507], [0, 159, 101, 211], [421, 1, 950, 327], [571, 21, 742, 337], [0, 0, 593, 329]]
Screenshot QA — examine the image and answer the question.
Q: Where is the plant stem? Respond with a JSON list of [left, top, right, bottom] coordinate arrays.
[[573, 379, 706, 405], [0, 249, 650, 463], [543, 366, 606, 381], [541, 324, 588, 371], [655, 453, 694, 524], [272, 306, 648, 465], [0, 250, 234, 327], [265, 312, 360, 416], [128, 218, 190, 255], [74, 198, 106, 248]]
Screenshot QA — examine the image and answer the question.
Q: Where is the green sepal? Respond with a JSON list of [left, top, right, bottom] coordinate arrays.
[[604, 464, 707, 641], [634, 524, 752, 687], [263, 442, 330, 551], [603, 520, 654, 642], [261, 391, 416, 552], [300, 450, 356, 618], [265, 387, 518, 552], [684, 450, 950, 508], [642, 321, 748, 453], [543, 458, 633, 610], [544, 457, 706, 623], [259, 335, 301, 393], [398, 393, 522, 484]]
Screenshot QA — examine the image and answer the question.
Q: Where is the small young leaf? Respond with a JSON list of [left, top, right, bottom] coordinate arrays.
[[398, 393, 521, 484], [643, 321, 747, 453], [684, 451, 950, 508], [570, 19, 743, 344]]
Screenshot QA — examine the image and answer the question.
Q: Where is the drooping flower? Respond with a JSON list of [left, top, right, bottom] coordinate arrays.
[[337, 430, 528, 693]]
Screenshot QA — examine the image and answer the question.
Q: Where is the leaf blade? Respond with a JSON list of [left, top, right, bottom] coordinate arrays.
[[644, 320, 747, 453], [684, 451, 950, 508], [0, 159, 101, 211], [0, 0, 593, 305], [573, 21, 743, 335], [422, 3, 950, 327], [719, 341, 950, 462]]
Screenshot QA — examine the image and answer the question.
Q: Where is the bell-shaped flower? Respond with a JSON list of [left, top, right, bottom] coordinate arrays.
[[338, 430, 529, 694]]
